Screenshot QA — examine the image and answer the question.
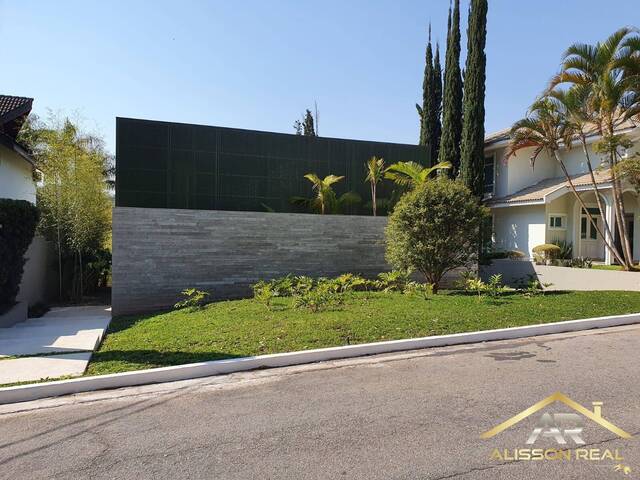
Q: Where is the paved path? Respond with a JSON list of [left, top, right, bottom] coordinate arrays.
[[481, 259, 640, 290], [0, 324, 638, 479], [0, 306, 111, 383]]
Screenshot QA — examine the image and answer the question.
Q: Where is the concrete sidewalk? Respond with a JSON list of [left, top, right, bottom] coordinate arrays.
[[0, 306, 111, 384]]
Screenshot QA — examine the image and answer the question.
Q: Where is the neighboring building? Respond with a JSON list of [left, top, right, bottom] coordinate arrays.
[[484, 121, 640, 264], [0, 95, 36, 203], [0, 94, 51, 307]]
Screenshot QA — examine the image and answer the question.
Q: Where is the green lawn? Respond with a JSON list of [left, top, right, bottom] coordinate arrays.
[[86, 290, 640, 376], [590, 264, 640, 271]]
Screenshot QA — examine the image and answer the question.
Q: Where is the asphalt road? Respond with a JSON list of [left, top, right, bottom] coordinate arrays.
[[1, 325, 639, 479]]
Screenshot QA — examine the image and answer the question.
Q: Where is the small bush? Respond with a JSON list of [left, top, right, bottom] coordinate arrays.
[[403, 281, 434, 298], [507, 250, 526, 260], [570, 256, 593, 269], [293, 281, 339, 312], [252, 281, 275, 309], [375, 270, 410, 292], [0, 199, 40, 314], [551, 239, 573, 260], [532, 244, 561, 264], [385, 179, 488, 293], [174, 288, 210, 309]]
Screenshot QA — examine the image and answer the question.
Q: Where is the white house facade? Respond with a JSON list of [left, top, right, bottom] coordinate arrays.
[[484, 122, 640, 265]]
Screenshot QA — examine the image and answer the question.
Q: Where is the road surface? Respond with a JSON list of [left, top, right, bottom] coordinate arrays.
[[1, 324, 639, 479]]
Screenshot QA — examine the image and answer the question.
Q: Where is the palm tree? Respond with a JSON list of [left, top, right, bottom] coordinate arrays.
[[508, 97, 626, 266], [365, 156, 386, 216], [549, 27, 640, 267], [384, 160, 452, 188], [291, 173, 361, 214]]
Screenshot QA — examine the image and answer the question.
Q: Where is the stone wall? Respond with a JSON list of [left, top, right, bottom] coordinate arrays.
[[112, 207, 390, 315]]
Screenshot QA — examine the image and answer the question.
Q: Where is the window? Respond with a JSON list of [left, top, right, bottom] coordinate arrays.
[[581, 214, 599, 240], [483, 156, 495, 194], [548, 214, 566, 230]]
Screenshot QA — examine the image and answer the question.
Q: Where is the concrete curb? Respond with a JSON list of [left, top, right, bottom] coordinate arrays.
[[2, 312, 639, 405]]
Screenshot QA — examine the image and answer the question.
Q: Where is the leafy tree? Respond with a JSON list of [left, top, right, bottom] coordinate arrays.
[[19, 114, 112, 300], [385, 160, 451, 188], [365, 156, 386, 216], [294, 109, 317, 136], [460, 0, 488, 196], [433, 44, 443, 161], [419, 25, 440, 164], [439, 0, 463, 176], [291, 174, 361, 214], [549, 27, 640, 268], [385, 179, 487, 293]]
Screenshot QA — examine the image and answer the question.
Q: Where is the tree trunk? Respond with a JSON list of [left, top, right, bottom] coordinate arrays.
[[554, 151, 625, 265], [371, 182, 377, 216], [580, 136, 619, 259], [609, 149, 634, 268]]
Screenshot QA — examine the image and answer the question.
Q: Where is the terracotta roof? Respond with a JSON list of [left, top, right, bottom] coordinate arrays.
[[484, 119, 638, 147], [0, 95, 32, 119], [487, 169, 612, 207]]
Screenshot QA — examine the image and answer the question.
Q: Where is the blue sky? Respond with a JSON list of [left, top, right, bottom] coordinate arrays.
[[1, 1, 637, 153]]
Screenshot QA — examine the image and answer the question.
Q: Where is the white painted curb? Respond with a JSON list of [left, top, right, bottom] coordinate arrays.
[[2, 312, 639, 405]]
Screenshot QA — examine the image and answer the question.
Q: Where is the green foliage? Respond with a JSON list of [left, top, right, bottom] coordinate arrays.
[[570, 256, 593, 269], [19, 114, 112, 301], [385, 179, 488, 293], [460, 0, 488, 196], [439, 0, 463, 176], [614, 156, 640, 194], [460, 273, 507, 299], [551, 239, 573, 260], [252, 281, 275, 309], [365, 156, 386, 216], [174, 288, 210, 310], [290, 173, 361, 214], [384, 161, 452, 188], [0, 199, 40, 313], [293, 109, 317, 136], [293, 281, 340, 313], [518, 275, 553, 297], [375, 270, 410, 292]]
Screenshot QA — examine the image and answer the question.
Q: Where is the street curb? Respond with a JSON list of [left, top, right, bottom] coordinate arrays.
[[1, 312, 639, 405]]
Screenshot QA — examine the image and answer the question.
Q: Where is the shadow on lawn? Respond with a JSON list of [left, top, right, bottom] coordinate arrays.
[[89, 349, 244, 369]]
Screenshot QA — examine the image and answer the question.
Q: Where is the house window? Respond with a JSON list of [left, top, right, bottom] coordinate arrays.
[[483, 155, 495, 194], [581, 215, 599, 239], [548, 214, 566, 230]]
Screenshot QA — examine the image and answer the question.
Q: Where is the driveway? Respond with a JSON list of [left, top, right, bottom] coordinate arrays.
[[0, 324, 638, 479], [0, 306, 111, 384]]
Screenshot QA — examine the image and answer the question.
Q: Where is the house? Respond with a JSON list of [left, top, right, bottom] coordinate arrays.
[[0, 94, 51, 308], [0, 95, 36, 203], [484, 121, 640, 264]]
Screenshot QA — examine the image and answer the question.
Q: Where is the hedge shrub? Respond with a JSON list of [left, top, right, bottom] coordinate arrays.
[[385, 179, 488, 293], [0, 199, 40, 313]]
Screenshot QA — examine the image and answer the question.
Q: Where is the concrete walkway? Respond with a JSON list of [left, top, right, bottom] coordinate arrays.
[[0, 306, 111, 384], [481, 259, 640, 290]]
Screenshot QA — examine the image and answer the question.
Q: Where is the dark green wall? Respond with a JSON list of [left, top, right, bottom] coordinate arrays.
[[115, 117, 429, 214]]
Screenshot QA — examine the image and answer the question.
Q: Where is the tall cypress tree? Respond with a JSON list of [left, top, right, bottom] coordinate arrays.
[[439, 0, 463, 176], [460, 0, 488, 196], [433, 44, 442, 162], [419, 25, 438, 165]]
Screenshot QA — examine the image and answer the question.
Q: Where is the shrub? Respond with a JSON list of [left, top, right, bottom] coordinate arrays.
[[174, 288, 210, 309], [293, 281, 339, 312], [507, 250, 526, 260], [532, 244, 561, 264], [403, 281, 434, 298], [375, 270, 410, 292], [385, 179, 488, 293], [570, 256, 593, 269], [0, 199, 40, 314], [551, 239, 573, 260], [252, 281, 275, 309]]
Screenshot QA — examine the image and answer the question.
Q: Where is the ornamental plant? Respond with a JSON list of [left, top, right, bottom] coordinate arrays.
[[385, 179, 487, 293]]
